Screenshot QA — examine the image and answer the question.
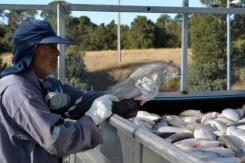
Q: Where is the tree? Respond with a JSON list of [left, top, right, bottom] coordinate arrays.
[[1, 9, 37, 51], [40, 1, 71, 32], [189, 14, 227, 90], [90, 23, 107, 50], [127, 16, 156, 49], [65, 46, 89, 89], [105, 20, 117, 50], [120, 24, 130, 49], [231, 15, 245, 85], [200, 0, 226, 7], [66, 16, 97, 51], [154, 14, 168, 48], [165, 19, 181, 48], [0, 23, 7, 52]]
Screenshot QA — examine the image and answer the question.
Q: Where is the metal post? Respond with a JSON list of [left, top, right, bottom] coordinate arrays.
[[227, 0, 231, 90], [57, 2, 65, 81], [117, 0, 122, 63], [181, 0, 189, 92]]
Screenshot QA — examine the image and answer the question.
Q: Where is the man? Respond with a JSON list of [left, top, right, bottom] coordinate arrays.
[[0, 19, 119, 163]]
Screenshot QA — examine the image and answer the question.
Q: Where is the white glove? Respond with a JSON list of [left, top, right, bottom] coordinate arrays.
[[85, 94, 119, 125], [134, 73, 160, 101]]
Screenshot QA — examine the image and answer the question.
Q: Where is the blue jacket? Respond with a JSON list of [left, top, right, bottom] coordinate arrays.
[[0, 70, 103, 163]]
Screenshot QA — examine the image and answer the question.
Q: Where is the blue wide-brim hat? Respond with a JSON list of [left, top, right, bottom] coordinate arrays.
[[0, 19, 75, 77]]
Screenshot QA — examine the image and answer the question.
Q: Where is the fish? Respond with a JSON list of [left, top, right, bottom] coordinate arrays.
[[174, 138, 224, 151], [194, 127, 216, 140], [201, 112, 220, 123], [236, 108, 244, 117], [184, 123, 215, 132], [156, 126, 192, 135], [163, 115, 188, 127], [238, 118, 245, 123], [218, 135, 245, 157], [165, 132, 194, 143], [215, 117, 234, 125], [227, 126, 245, 144], [189, 150, 219, 159], [152, 119, 168, 130], [179, 109, 203, 118], [105, 62, 180, 100], [182, 116, 201, 123], [198, 147, 235, 157], [136, 111, 161, 122], [214, 130, 226, 137], [205, 119, 227, 132], [221, 108, 241, 121], [238, 125, 245, 130]]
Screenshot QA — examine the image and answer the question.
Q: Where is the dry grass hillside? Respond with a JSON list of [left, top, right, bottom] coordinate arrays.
[[0, 52, 12, 65], [0, 48, 187, 90], [84, 48, 190, 72], [83, 48, 188, 90], [1, 48, 187, 67], [1, 48, 244, 90]]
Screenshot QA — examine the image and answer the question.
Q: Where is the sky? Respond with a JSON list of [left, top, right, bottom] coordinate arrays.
[[1, 0, 204, 25]]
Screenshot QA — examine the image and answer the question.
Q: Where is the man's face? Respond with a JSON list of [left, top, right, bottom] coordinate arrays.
[[31, 44, 59, 79]]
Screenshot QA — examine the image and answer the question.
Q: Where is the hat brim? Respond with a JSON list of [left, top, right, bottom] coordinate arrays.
[[39, 36, 77, 45]]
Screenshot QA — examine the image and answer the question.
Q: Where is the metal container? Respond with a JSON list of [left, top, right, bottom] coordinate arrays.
[[72, 114, 205, 163]]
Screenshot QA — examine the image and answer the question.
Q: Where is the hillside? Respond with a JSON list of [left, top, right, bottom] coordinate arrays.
[[0, 48, 186, 67], [0, 48, 186, 90], [1, 48, 244, 90]]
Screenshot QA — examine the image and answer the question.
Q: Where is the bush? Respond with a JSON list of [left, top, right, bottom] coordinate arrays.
[[65, 46, 89, 89]]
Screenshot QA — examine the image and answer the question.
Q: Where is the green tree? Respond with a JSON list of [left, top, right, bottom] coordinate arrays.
[[40, 1, 72, 33], [66, 16, 97, 51], [65, 46, 89, 89], [105, 20, 117, 50], [0, 23, 7, 52], [189, 14, 227, 91], [2, 9, 37, 51], [121, 24, 130, 49], [200, 0, 226, 7], [165, 19, 181, 48], [90, 23, 107, 50], [127, 16, 155, 49], [154, 14, 168, 48]]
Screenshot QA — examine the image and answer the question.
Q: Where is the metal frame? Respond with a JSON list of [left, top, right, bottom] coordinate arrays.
[[57, 3, 65, 81], [2, 4, 245, 14], [227, 0, 231, 91], [1, 1, 244, 89], [181, 0, 189, 92]]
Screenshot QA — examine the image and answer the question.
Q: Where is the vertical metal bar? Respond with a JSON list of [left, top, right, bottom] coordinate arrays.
[[57, 2, 65, 81], [117, 0, 122, 63], [181, 0, 189, 92], [227, 0, 231, 90]]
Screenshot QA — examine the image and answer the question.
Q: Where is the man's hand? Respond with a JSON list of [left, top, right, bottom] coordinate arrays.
[[85, 94, 119, 125]]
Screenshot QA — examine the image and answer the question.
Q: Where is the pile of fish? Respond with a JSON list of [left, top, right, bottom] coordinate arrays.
[[130, 105, 245, 163]]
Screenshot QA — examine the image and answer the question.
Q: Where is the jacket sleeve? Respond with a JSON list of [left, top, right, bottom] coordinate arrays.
[[61, 82, 85, 104], [2, 85, 103, 157]]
